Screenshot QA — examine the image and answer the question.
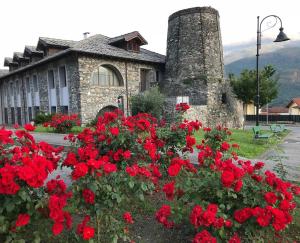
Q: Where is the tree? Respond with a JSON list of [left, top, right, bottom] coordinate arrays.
[[230, 65, 279, 116]]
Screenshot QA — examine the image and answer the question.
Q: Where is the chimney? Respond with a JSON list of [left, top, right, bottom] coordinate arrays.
[[83, 32, 90, 39]]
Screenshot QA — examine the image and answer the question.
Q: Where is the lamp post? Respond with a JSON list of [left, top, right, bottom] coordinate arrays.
[[256, 15, 289, 126]]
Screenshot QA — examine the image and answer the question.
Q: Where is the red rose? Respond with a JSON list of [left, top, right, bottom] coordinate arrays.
[[83, 226, 95, 240], [162, 181, 175, 201], [167, 163, 181, 177], [221, 142, 230, 151], [52, 222, 64, 235], [72, 163, 88, 180], [123, 212, 134, 224], [264, 192, 277, 205], [186, 135, 196, 147], [224, 220, 232, 228], [229, 233, 241, 243], [221, 170, 235, 187], [110, 127, 119, 136], [15, 214, 30, 227], [234, 208, 252, 223], [234, 180, 243, 192], [24, 123, 36, 131], [83, 189, 95, 204], [123, 150, 131, 159], [193, 230, 216, 243], [103, 163, 117, 174]]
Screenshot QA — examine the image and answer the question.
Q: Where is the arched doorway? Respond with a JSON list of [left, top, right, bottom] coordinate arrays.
[[97, 105, 118, 117]]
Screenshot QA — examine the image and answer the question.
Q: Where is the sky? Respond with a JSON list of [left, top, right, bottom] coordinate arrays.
[[0, 0, 299, 69]]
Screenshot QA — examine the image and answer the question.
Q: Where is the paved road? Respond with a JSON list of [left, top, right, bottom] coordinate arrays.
[[257, 126, 300, 182], [31, 132, 70, 146], [29, 126, 300, 182]]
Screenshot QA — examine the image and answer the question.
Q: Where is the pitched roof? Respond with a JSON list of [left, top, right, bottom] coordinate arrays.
[[287, 98, 300, 108], [0, 69, 9, 77], [24, 45, 43, 55], [72, 34, 164, 63], [1, 32, 165, 79], [37, 37, 77, 49], [109, 31, 148, 45], [261, 106, 289, 113]]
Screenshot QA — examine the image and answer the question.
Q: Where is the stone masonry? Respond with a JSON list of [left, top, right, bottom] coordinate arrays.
[[162, 7, 242, 127]]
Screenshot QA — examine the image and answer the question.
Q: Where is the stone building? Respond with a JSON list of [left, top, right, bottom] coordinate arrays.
[[0, 6, 242, 127], [0, 32, 164, 125]]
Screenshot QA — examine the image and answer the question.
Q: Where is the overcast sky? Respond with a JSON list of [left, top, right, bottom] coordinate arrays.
[[1, 0, 299, 69]]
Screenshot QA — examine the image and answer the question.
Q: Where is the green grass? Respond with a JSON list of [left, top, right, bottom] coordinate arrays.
[[33, 125, 84, 134], [194, 129, 289, 159]]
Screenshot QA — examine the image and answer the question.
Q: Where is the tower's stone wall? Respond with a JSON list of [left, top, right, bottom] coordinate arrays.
[[162, 7, 242, 127]]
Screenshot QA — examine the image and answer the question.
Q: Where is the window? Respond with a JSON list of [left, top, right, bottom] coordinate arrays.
[[10, 82, 14, 97], [33, 75, 38, 92], [48, 70, 55, 89], [26, 77, 30, 93], [156, 71, 159, 82], [61, 106, 68, 114], [16, 80, 20, 95], [221, 93, 227, 104], [176, 96, 189, 104], [59, 66, 67, 87], [51, 106, 56, 113], [91, 66, 122, 87]]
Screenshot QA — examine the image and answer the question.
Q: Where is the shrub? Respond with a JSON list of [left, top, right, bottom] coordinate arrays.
[[34, 111, 54, 125], [44, 113, 81, 133], [131, 86, 165, 119]]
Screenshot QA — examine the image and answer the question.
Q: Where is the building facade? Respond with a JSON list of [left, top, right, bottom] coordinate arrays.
[[0, 32, 164, 125], [0, 7, 242, 127], [287, 98, 300, 115]]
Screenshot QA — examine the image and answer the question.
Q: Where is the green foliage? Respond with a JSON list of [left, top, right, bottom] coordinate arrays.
[[229, 65, 279, 108], [131, 87, 165, 119], [194, 129, 289, 158], [34, 112, 54, 125]]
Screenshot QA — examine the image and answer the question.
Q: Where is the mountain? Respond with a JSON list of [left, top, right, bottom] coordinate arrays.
[[224, 40, 300, 106]]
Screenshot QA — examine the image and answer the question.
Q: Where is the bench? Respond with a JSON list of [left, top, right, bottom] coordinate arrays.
[[270, 124, 286, 133], [253, 126, 273, 139]]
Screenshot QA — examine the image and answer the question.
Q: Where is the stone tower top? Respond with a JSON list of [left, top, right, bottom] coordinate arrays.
[[168, 7, 219, 22]]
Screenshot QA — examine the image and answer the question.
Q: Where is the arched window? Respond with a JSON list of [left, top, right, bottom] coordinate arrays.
[[91, 65, 123, 87]]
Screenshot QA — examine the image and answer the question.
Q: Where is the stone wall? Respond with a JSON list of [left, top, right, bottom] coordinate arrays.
[[77, 55, 163, 124]]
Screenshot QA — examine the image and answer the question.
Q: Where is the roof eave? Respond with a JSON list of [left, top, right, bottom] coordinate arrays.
[[0, 49, 72, 80]]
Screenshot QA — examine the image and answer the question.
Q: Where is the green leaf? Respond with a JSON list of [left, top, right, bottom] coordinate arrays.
[[216, 190, 223, 198], [141, 183, 148, 191], [129, 181, 135, 189], [18, 190, 28, 201], [5, 203, 15, 213], [139, 193, 145, 201]]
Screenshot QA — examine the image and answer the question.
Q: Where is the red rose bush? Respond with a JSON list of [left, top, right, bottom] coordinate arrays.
[[0, 125, 64, 241], [0, 104, 299, 242], [44, 113, 80, 133]]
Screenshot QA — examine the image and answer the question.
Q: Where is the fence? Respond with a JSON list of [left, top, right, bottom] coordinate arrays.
[[246, 115, 300, 123]]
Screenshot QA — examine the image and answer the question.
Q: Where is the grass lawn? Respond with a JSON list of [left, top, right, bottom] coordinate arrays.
[[33, 125, 84, 134], [194, 128, 290, 159]]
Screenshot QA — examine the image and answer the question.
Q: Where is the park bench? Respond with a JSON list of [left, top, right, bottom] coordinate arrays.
[[253, 126, 273, 139], [270, 124, 286, 133]]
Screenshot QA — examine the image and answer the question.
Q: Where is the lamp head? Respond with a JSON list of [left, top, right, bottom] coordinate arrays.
[[274, 27, 290, 42]]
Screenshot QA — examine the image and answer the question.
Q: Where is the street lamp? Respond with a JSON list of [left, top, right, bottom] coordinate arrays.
[[256, 15, 289, 126]]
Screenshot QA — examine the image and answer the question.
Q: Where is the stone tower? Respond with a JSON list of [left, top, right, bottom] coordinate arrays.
[[162, 7, 242, 127]]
